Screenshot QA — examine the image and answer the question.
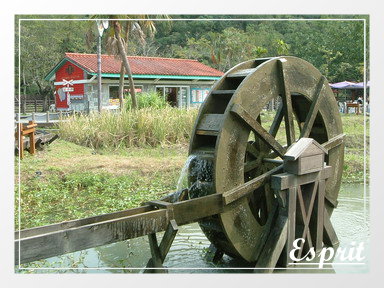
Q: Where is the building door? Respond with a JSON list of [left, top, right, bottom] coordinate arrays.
[[156, 86, 190, 108], [55, 87, 70, 110]]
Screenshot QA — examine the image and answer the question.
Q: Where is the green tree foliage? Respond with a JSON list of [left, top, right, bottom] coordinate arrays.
[[17, 16, 94, 99], [16, 15, 368, 98]]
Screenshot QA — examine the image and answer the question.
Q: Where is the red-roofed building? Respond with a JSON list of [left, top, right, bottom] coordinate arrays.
[[45, 53, 224, 111]]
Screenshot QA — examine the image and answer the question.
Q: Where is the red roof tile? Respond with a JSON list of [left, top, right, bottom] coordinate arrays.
[[64, 53, 224, 77]]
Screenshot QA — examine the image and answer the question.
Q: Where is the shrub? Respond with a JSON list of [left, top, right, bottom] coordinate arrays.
[[125, 91, 169, 110]]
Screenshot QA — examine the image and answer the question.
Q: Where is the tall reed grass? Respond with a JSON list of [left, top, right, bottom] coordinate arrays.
[[58, 107, 199, 149]]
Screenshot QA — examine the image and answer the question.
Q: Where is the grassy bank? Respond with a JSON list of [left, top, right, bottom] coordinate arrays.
[[58, 107, 198, 149], [16, 112, 368, 229]]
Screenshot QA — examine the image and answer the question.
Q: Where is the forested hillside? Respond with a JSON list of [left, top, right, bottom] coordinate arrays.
[[15, 14, 368, 98]]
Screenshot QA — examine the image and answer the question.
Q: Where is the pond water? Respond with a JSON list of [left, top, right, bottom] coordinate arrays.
[[21, 183, 369, 274]]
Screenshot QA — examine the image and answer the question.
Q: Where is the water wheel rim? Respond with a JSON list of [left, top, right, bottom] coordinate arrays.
[[189, 56, 344, 262]]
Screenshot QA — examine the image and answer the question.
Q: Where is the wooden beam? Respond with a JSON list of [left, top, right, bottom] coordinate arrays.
[[246, 142, 260, 158], [315, 180, 325, 252], [300, 76, 325, 138], [244, 158, 262, 173], [231, 103, 286, 158], [222, 165, 283, 205], [15, 209, 168, 265], [323, 208, 339, 247], [145, 219, 179, 273], [277, 59, 295, 146], [322, 134, 345, 151], [254, 215, 288, 273], [269, 104, 284, 137], [271, 166, 332, 191], [15, 205, 153, 240], [15, 193, 223, 264]]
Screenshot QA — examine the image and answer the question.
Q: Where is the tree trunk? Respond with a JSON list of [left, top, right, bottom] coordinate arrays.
[[118, 63, 125, 111], [113, 21, 137, 110], [21, 68, 27, 114], [35, 79, 48, 111]]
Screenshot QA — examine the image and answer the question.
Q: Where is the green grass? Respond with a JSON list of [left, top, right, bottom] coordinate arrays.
[[15, 140, 187, 229]]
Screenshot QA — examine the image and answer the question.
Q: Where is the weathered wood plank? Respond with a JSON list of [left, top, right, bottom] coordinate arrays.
[[244, 158, 262, 173], [147, 233, 164, 270], [285, 187, 297, 267], [315, 180, 325, 252], [300, 76, 326, 138], [211, 90, 236, 95], [277, 59, 295, 146], [322, 134, 345, 151], [227, 68, 257, 78], [173, 194, 223, 224], [269, 104, 284, 137], [144, 219, 179, 273], [254, 215, 288, 273], [323, 208, 339, 247], [271, 166, 332, 190], [15, 205, 153, 240], [15, 209, 169, 265], [15, 193, 224, 264], [158, 219, 179, 260], [252, 203, 278, 262], [222, 165, 283, 205], [246, 142, 260, 158], [231, 103, 286, 157], [196, 114, 224, 133]]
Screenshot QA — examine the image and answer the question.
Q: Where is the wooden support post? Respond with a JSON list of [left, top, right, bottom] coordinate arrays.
[[205, 243, 224, 263], [285, 187, 297, 266], [323, 208, 339, 247], [144, 219, 179, 273], [29, 127, 36, 155], [147, 233, 167, 273], [15, 120, 37, 158], [256, 138, 337, 273], [26, 121, 37, 155], [315, 180, 325, 252], [17, 123, 24, 159], [254, 215, 288, 273]]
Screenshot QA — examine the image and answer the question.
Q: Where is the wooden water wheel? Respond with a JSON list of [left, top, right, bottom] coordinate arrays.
[[188, 56, 344, 263]]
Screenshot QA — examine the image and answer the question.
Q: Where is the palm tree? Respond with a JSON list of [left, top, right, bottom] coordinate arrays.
[[90, 15, 168, 110]]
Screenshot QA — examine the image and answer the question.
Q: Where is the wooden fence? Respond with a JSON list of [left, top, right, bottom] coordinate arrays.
[[14, 99, 54, 113]]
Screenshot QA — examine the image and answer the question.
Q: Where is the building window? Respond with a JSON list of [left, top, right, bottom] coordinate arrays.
[[191, 88, 210, 103], [109, 85, 143, 99]]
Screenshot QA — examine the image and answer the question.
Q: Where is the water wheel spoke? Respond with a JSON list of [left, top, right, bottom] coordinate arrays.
[[244, 158, 262, 173], [321, 133, 345, 150], [264, 182, 273, 212], [262, 158, 283, 165], [231, 103, 286, 158], [269, 104, 284, 137], [300, 76, 326, 138], [222, 164, 283, 205], [246, 141, 260, 159], [277, 59, 295, 146]]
